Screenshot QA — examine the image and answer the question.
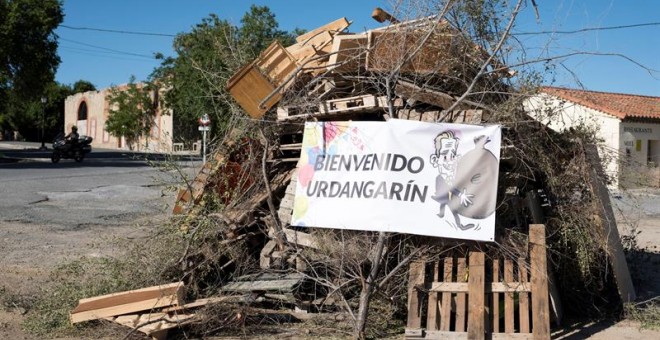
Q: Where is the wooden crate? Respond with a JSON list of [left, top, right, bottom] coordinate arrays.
[[256, 41, 299, 85], [227, 41, 298, 119], [406, 225, 550, 340], [327, 33, 368, 73], [366, 26, 466, 75]]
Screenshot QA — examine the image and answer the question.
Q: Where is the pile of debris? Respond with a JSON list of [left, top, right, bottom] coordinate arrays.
[[74, 8, 634, 339]]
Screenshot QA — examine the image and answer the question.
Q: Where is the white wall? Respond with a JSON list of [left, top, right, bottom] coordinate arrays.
[[524, 94, 622, 187]]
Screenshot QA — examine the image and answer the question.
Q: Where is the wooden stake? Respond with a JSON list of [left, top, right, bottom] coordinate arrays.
[[530, 224, 550, 339], [406, 260, 425, 329], [467, 252, 485, 340]]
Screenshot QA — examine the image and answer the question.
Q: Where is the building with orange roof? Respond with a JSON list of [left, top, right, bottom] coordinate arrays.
[[525, 87, 660, 188]]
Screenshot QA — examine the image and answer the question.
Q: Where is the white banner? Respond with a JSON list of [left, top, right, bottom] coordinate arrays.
[[291, 119, 501, 242]]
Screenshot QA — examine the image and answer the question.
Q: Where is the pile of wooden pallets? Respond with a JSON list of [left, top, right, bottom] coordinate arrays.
[[225, 8, 510, 122], [159, 7, 635, 340]]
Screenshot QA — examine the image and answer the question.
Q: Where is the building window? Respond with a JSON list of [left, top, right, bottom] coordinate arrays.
[[77, 101, 88, 120]]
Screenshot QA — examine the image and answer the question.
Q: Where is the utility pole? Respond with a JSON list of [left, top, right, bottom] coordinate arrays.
[[39, 97, 47, 150]]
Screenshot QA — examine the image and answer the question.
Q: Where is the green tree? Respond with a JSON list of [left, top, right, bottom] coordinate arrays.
[[0, 0, 63, 138], [71, 80, 97, 94], [105, 77, 157, 150], [150, 5, 296, 146], [238, 5, 294, 58], [150, 14, 238, 146]]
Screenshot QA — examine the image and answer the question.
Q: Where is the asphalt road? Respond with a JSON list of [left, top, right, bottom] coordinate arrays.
[[0, 142, 201, 227]]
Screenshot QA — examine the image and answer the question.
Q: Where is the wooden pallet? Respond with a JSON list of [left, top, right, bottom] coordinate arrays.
[[326, 33, 368, 73], [406, 225, 550, 340], [172, 152, 225, 214], [278, 169, 297, 226], [277, 94, 401, 120], [396, 109, 486, 124]]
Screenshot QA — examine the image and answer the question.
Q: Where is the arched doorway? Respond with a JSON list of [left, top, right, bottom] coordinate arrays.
[[77, 101, 88, 136]]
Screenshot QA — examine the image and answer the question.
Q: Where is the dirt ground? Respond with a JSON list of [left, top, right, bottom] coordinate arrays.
[[1, 189, 660, 339], [0, 218, 157, 340]]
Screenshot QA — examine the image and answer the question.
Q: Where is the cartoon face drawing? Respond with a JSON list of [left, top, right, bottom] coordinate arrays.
[[431, 131, 459, 183]]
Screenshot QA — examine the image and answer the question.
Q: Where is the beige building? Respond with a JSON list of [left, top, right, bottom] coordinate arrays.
[[64, 84, 174, 153], [525, 87, 660, 188]]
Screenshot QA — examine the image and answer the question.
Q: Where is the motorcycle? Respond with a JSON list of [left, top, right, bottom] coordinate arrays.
[[51, 133, 93, 163]]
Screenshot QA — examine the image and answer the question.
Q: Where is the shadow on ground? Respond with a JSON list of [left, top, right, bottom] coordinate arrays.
[[0, 149, 201, 169], [552, 319, 619, 339]]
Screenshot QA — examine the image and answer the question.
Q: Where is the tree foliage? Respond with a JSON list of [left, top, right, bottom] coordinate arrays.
[[0, 0, 63, 136], [105, 76, 157, 150], [150, 5, 295, 145], [71, 80, 96, 94]]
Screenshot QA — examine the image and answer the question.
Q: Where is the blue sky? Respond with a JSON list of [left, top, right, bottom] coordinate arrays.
[[55, 0, 660, 96]]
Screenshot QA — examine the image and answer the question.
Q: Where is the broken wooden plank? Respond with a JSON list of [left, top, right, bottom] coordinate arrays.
[[108, 311, 198, 339], [234, 272, 304, 282], [295, 17, 351, 44], [260, 240, 278, 269], [70, 282, 184, 324], [371, 7, 399, 24], [160, 296, 242, 313], [283, 228, 319, 249], [278, 143, 302, 151], [221, 279, 302, 293], [584, 143, 636, 303], [286, 32, 334, 71]]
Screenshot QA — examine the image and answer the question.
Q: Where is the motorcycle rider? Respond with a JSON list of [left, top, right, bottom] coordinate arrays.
[[64, 125, 79, 149]]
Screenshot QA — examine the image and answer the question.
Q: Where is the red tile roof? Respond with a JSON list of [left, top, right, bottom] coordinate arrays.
[[540, 86, 660, 120]]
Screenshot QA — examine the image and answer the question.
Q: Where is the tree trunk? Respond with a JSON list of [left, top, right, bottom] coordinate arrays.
[[354, 231, 387, 339]]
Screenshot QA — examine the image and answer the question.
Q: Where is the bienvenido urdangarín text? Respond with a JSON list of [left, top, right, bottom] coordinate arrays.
[[305, 153, 428, 203]]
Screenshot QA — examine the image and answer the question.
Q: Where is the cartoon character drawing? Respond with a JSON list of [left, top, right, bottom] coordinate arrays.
[[430, 131, 499, 230]]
